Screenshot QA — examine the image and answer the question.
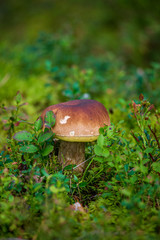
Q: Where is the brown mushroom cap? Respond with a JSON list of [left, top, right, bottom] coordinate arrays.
[[41, 99, 110, 142]]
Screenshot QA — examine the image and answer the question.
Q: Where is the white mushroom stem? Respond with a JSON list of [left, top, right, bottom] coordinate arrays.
[[58, 141, 85, 172]]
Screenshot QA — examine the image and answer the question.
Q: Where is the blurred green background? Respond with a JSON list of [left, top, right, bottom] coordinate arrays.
[[0, 0, 160, 118], [1, 0, 160, 65]]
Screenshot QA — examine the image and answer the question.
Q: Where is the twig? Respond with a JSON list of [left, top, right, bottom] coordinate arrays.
[[73, 154, 96, 170], [148, 125, 160, 149]]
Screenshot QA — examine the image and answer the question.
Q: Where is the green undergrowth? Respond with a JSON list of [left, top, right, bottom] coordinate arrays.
[[0, 32, 160, 239], [0, 92, 159, 239]]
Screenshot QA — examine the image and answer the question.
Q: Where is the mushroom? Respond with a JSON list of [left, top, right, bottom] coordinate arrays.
[[41, 99, 110, 172]]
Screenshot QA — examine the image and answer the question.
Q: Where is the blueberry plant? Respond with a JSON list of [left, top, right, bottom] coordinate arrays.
[[93, 94, 159, 211]]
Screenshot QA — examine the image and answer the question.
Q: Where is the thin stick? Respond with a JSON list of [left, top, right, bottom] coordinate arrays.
[[73, 154, 96, 170], [148, 125, 160, 149]]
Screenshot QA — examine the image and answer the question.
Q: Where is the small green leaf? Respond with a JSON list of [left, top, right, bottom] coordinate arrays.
[[15, 92, 22, 104], [44, 111, 56, 128], [0, 162, 4, 167], [102, 148, 109, 158], [140, 165, 148, 174], [142, 159, 150, 165], [104, 182, 112, 189], [50, 185, 66, 193], [115, 156, 121, 163], [144, 148, 154, 154], [107, 127, 114, 137], [118, 120, 124, 124], [8, 195, 14, 202], [124, 164, 129, 172], [94, 145, 109, 158], [13, 131, 33, 142], [5, 158, 13, 164], [102, 192, 112, 198], [99, 127, 104, 135], [79, 181, 87, 187], [94, 145, 103, 156], [41, 168, 49, 177], [42, 145, 53, 156], [108, 162, 114, 167], [34, 117, 43, 132], [121, 189, 131, 197], [74, 175, 78, 182], [38, 131, 54, 143], [33, 183, 42, 192], [152, 162, 160, 173], [64, 164, 76, 170], [19, 145, 38, 153], [130, 175, 138, 184], [94, 156, 104, 163], [97, 134, 104, 147], [50, 185, 59, 194]]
